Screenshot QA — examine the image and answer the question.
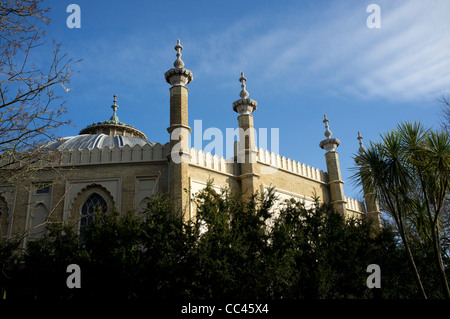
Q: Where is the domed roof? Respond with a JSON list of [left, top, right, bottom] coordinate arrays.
[[79, 94, 147, 140], [42, 134, 155, 151], [40, 94, 156, 151]]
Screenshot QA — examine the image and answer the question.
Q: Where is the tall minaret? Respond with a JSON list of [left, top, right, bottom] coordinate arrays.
[[164, 39, 193, 219], [319, 114, 347, 215], [232, 72, 259, 199], [355, 132, 382, 230]]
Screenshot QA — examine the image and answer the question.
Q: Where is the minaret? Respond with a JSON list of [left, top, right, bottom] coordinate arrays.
[[355, 132, 382, 230], [164, 39, 193, 219], [232, 72, 259, 199], [319, 114, 347, 215]]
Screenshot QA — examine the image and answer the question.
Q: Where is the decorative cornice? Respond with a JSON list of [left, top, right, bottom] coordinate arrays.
[[319, 137, 341, 152], [166, 123, 192, 134], [239, 172, 260, 179], [164, 67, 193, 86], [79, 123, 147, 140], [232, 98, 257, 115]]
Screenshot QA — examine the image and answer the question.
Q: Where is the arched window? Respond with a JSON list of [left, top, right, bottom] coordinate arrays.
[[30, 204, 48, 240], [80, 193, 108, 233]]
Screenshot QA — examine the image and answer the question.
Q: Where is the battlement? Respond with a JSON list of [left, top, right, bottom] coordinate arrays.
[[257, 148, 328, 183]]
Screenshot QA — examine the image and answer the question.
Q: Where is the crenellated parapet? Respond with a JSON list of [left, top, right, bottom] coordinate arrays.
[[189, 147, 366, 214], [257, 148, 328, 183], [13, 143, 173, 167], [189, 148, 237, 175], [345, 196, 366, 215]]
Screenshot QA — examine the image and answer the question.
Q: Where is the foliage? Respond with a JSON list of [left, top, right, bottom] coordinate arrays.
[[1, 185, 448, 299], [187, 186, 274, 298], [2, 223, 80, 299], [352, 121, 450, 298]]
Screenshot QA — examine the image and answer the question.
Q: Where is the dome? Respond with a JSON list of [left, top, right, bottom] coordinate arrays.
[[42, 134, 156, 151], [38, 94, 156, 151], [78, 94, 147, 140]]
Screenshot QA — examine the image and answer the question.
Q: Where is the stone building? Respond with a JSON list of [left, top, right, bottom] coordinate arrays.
[[0, 39, 381, 243]]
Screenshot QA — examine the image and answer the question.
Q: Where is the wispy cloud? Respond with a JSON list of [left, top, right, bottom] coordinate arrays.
[[193, 0, 450, 102], [59, 0, 450, 107]]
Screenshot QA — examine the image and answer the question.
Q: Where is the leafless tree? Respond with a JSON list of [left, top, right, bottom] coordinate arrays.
[[0, 0, 79, 186], [439, 95, 450, 132]]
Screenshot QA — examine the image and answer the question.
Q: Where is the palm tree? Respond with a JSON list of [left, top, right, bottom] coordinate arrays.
[[353, 121, 450, 298], [352, 125, 427, 298], [399, 123, 450, 298]]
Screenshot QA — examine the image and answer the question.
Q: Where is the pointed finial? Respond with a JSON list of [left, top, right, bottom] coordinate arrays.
[[239, 71, 249, 99], [323, 114, 332, 139], [174, 38, 184, 69], [110, 94, 119, 123], [232, 71, 257, 114], [165, 39, 193, 86], [319, 114, 340, 151], [357, 131, 366, 153]]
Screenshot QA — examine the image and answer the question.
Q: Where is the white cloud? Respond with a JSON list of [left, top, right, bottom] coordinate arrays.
[[193, 0, 450, 102]]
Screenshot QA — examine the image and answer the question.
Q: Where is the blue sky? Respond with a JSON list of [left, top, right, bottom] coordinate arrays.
[[42, 0, 450, 199]]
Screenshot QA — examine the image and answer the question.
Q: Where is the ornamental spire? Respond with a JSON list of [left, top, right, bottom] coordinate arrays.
[[174, 38, 184, 69], [239, 71, 249, 99], [357, 131, 366, 153], [323, 114, 332, 139], [319, 114, 340, 152], [110, 94, 119, 123], [164, 39, 193, 86], [232, 71, 257, 115]]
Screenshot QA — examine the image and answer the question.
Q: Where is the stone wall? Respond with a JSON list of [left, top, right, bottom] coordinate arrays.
[[187, 147, 365, 216], [2, 143, 366, 241], [2, 141, 171, 240]]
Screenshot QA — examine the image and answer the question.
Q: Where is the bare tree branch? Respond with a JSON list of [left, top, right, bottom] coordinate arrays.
[[439, 95, 450, 132], [0, 0, 80, 185]]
